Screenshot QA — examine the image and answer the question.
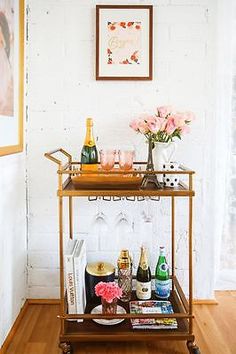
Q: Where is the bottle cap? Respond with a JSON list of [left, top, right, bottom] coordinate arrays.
[[160, 246, 165, 254], [86, 118, 93, 126]]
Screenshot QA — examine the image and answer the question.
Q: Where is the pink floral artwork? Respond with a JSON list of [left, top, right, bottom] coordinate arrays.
[[107, 21, 141, 65], [0, 0, 14, 117]]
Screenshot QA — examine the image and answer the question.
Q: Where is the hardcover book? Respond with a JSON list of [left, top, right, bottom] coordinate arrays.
[[64, 239, 78, 314], [73, 239, 87, 322], [129, 300, 178, 330]]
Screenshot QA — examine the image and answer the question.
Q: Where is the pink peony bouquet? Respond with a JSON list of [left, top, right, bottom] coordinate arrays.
[[130, 106, 195, 144], [95, 281, 122, 303]]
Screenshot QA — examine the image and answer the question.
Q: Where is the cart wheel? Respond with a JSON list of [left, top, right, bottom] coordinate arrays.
[[187, 341, 201, 354], [59, 341, 73, 354]]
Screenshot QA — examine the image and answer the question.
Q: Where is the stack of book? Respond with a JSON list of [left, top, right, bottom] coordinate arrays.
[[64, 239, 87, 321], [129, 300, 178, 330]]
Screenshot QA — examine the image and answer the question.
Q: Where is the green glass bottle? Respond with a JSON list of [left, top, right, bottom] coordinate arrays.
[[81, 118, 98, 170], [155, 246, 170, 299], [136, 246, 152, 300]]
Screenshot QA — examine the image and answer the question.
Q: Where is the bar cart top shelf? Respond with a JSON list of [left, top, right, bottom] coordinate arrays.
[[44, 148, 195, 197]]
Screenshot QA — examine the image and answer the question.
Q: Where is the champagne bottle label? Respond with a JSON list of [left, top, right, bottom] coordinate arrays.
[[155, 279, 170, 299], [136, 281, 151, 300]]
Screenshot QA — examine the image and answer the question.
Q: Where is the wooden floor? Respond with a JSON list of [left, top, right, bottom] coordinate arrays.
[[5, 291, 236, 354]]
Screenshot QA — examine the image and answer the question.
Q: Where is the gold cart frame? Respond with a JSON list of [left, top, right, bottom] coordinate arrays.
[[45, 148, 200, 354]]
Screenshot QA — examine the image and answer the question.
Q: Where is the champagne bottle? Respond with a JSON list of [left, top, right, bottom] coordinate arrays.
[[80, 118, 98, 170], [117, 249, 132, 302], [155, 246, 170, 299], [136, 246, 152, 300]]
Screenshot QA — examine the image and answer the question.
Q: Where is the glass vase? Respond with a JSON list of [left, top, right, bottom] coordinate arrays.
[[101, 297, 118, 315]]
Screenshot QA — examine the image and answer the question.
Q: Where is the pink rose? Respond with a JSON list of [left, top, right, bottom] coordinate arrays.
[[165, 117, 177, 135], [157, 117, 167, 132], [157, 105, 172, 118], [146, 115, 161, 133], [138, 120, 149, 134], [129, 119, 140, 132], [172, 113, 186, 128]]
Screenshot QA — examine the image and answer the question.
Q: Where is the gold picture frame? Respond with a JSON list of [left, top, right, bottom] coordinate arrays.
[[0, 0, 24, 156]]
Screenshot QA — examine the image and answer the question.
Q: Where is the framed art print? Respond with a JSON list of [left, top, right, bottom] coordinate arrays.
[[96, 5, 153, 80], [0, 0, 24, 156]]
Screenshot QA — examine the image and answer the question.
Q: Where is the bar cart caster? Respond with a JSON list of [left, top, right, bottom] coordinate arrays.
[[59, 342, 73, 354], [187, 341, 201, 354]]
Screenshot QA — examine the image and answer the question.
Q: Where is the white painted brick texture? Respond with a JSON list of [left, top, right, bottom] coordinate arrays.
[[0, 155, 27, 346], [27, 0, 216, 299]]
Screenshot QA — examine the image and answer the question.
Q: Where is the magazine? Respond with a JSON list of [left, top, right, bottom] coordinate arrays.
[[129, 300, 178, 330]]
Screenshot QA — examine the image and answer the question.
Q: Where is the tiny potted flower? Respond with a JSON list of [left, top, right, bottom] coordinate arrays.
[[95, 281, 122, 314]]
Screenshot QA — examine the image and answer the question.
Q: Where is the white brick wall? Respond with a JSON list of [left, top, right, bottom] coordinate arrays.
[[26, 0, 219, 299], [216, 0, 236, 290], [0, 154, 27, 346]]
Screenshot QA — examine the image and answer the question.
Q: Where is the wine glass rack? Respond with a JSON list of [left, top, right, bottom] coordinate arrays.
[[45, 148, 200, 354]]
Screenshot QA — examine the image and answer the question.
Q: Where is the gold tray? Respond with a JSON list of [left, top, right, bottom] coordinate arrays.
[[71, 170, 142, 189]]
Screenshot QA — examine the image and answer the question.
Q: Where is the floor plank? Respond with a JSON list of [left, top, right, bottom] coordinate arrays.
[[5, 291, 236, 354]]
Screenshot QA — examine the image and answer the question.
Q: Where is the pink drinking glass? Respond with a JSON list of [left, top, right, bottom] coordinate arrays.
[[99, 149, 116, 171], [118, 150, 135, 170]]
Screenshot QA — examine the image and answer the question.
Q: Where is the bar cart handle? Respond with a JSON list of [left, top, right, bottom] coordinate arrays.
[[44, 148, 72, 166]]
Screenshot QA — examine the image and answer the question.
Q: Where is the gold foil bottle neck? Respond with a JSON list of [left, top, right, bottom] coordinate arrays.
[[86, 117, 93, 126], [139, 246, 148, 270]]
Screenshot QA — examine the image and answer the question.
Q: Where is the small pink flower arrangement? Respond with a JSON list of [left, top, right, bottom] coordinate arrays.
[[95, 281, 122, 303], [130, 106, 195, 144]]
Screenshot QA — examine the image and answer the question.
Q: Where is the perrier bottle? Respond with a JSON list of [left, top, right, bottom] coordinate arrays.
[[155, 246, 170, 299], [80, 118, 98, 170]]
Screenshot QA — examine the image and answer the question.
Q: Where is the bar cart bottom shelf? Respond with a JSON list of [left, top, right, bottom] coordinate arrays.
[[58, 290, 201, 353]]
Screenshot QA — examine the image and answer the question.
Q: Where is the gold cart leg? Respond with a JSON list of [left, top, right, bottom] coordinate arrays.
[[189, 195, 193, 334], [69, 196, 73, 240], [59, 196, 65, 334], [171, 196, 175, 291]]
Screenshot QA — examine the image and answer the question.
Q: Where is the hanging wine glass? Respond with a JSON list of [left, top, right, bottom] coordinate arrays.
[[91, 211, 108, 250]]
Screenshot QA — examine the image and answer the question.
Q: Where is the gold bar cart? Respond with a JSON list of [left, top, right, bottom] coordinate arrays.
[[45, 148, 200, 354]]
